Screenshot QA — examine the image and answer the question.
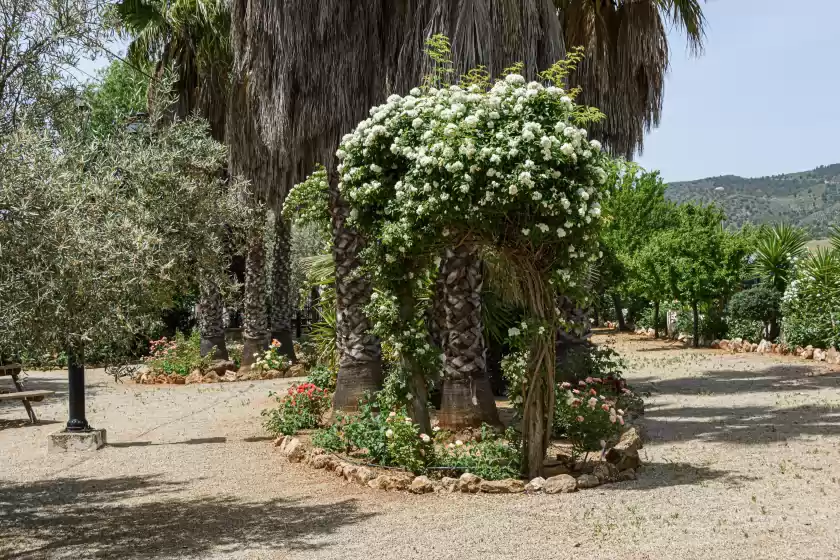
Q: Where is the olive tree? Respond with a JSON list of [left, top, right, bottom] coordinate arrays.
[[0, 118, 257, 428]]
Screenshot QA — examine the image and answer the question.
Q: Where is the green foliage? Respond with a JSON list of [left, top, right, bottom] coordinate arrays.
[[306, 365, 336, 392], [262, 383, 332, 436], [782, 249, 840, 349], [752, 224, 807, 292], [666, 164, 840, 238], [143, 331, 210, 376], [435, 426, 521, 480], [283, 166, 331, 234], [253, 339, 293, 372], [0, 119, 256, 362], [555, 379, 625, 459], [83, 60, 150, 137], [726, 318, 764, 343], [312, 394, 435, 474], [727, 284, 781, 324]]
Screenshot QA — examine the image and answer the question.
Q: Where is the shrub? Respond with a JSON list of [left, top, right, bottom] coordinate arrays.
[[306, 365, 336, 391], [144, 331, 210, 376], [725, 317, 764, 342], [434, 425, 521, 480], [262, 383, 332, 436], [253, 339, 293, 373], [728, 284, 781, 323], [781, 252, 840, 350], [310, 394, 435, 473], [554, 379, 625, 458]]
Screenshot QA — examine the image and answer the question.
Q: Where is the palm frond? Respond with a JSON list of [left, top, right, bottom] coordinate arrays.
[[830, 225, 840, 255], [300, 253, 336, 287]]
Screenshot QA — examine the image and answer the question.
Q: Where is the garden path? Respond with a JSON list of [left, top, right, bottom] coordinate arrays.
[[2, 333, 840, 559]]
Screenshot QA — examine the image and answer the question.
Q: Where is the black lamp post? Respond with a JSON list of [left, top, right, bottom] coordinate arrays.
[[65, 346, 90, 432]]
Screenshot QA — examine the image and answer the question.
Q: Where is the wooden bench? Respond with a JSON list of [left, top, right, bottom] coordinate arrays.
[[0, 364, 56, 424]]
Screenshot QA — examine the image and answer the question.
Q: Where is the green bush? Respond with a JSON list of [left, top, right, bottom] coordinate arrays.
[[555, 379, 625, 459], [727, 284, 781, 324], [725, 317, 764, 342], [262, 383, 332, 436], [143, 331, 210, 376], [306, 365, 337, 391], [434, 426, 521, 480], [781, 253, 840, 350]]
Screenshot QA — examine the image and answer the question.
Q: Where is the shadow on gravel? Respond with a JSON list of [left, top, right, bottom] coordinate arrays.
[[602, 461, 757, 492], [0, 419, 61, 432], [0, 475, 373, 559], [633, 365, 840, 397], [642, 402, 840, 445], [109, 437, 229, 448]]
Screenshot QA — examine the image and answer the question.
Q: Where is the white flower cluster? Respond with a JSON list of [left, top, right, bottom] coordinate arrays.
[[334, 75, 611, 278]]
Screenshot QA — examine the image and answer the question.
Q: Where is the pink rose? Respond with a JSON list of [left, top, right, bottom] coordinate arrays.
[[585, 377, 594, 384], [578, 380, 586, 387], [572, 389, 580, 395], [560, 382, 571, 389], [576, 416, 584, 422]]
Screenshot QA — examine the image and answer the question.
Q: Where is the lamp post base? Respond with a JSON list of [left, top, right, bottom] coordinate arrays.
[[48, 429, 107, 453]]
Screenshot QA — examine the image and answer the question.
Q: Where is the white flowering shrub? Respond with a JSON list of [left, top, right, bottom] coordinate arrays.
[[781, 252, 840, 349]]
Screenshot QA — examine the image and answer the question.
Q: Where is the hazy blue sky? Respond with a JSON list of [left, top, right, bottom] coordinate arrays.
[[636, 0, 840, 182]]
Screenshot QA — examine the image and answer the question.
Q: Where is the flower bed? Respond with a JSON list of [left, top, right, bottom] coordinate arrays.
[[274, 425, 645, 495]]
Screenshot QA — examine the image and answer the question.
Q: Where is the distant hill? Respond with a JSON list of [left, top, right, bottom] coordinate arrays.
[[665, 163, 840, 238]]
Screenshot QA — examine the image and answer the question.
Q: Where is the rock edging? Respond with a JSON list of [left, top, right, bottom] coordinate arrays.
[[273, 426, 643, 496]]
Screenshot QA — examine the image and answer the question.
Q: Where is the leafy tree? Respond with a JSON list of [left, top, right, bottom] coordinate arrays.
[[659, 204, 750, 347], [0, 119, 256, 427], [82, 59, 149, 137], [0, 0, 106, 134], [629, 238, 672, 337]]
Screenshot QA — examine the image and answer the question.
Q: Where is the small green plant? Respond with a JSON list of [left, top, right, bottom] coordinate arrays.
[[144, 331, 211, 376], [435, 425, 521, 480], [262, 382, 331, 436], [554, 379, 625, 458], [305, 365, 336, 391], [254, 339, 292, 373]]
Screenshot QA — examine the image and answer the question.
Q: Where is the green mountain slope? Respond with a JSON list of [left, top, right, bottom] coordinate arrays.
[[665, 163, 840, 237]]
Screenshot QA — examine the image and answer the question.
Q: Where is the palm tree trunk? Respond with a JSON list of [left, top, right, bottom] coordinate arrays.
[[612, 293, 627, 331], [269, 215, 296, 362], [692, 299, 700, 348], [653, 300, 660, 339], [198, 279, 229, 360], [439, 243, 500, 430], [330, 180, 383, 412], [241, 232, 269, 368]]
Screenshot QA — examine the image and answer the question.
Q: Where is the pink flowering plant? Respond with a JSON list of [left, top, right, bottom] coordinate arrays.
[[554, 378, 624, 458], [263, 382, 332, 436], [144, 331, 211, 376]]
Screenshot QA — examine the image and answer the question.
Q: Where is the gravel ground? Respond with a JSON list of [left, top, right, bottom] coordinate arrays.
[[3, 333, 840, 559]]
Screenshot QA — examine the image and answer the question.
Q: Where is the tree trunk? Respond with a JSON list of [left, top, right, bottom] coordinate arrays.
[[269, 215, 296, 362], [653, 300, 660, 339], [397, 287, 432, 435], [65, 343, 89, 432], [197, 279, 229, 360], [438, 244, 501, 431], [241, 232, 269, 368], [692, 300, 700, 348], [612, 293, 627, 331], [330, 178, 383, 412]]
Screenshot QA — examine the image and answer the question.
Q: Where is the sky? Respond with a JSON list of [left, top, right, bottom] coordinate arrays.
[[636, 0, 840, 182]]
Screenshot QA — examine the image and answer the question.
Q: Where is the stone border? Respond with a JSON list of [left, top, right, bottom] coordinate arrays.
[[273, 427, 644, 495], [134, 368, 298, 385]]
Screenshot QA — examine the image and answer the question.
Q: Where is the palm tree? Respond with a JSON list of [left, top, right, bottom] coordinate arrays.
[[115, 0, 234, 361], [753, 223, 808, 293], [269, 215, 296, 361], [557, 0, 706, 158]]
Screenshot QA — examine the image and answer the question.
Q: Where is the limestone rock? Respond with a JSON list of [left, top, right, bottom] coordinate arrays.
[[814, 348, 827, 362], [185, 370, 204, 384], [543, 460, 572, 478], [440, 477, 459, 492], [827, 348, 840, 364], [342, 464, 358, 481], [592, 462, 619, 483], [614, 451, 641, 471], [458, 472, 482, 493], [618, 469, 637, 481], [614, 427, 643, 454], [372, 473, 413, 491], [354, 467, 376, 485], [309, 454, 331, 469], [410, 475, 434, 494], [756, 339, 773, 353], [273, 435, 286, 447], [208, 360, 236, 376], [525, 477, 546, 492], [202, 371, 221, 383], [280, 437, 306, 463], [576, 473, 600, 489], [801, 346, 815, 359], [718, 340, 730, 351], [479, 479, 525, 494], [222, 370, 239, 382], [710, 340, 721, 350], [367, 476, 388, 490], [543, 474, 577, 494]]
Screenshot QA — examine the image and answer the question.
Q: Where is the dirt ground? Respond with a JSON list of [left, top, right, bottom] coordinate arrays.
[[3, 333, 840, 559]]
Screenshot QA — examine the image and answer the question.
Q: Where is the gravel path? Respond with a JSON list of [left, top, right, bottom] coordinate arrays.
[[3, 334, 840, 559]]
